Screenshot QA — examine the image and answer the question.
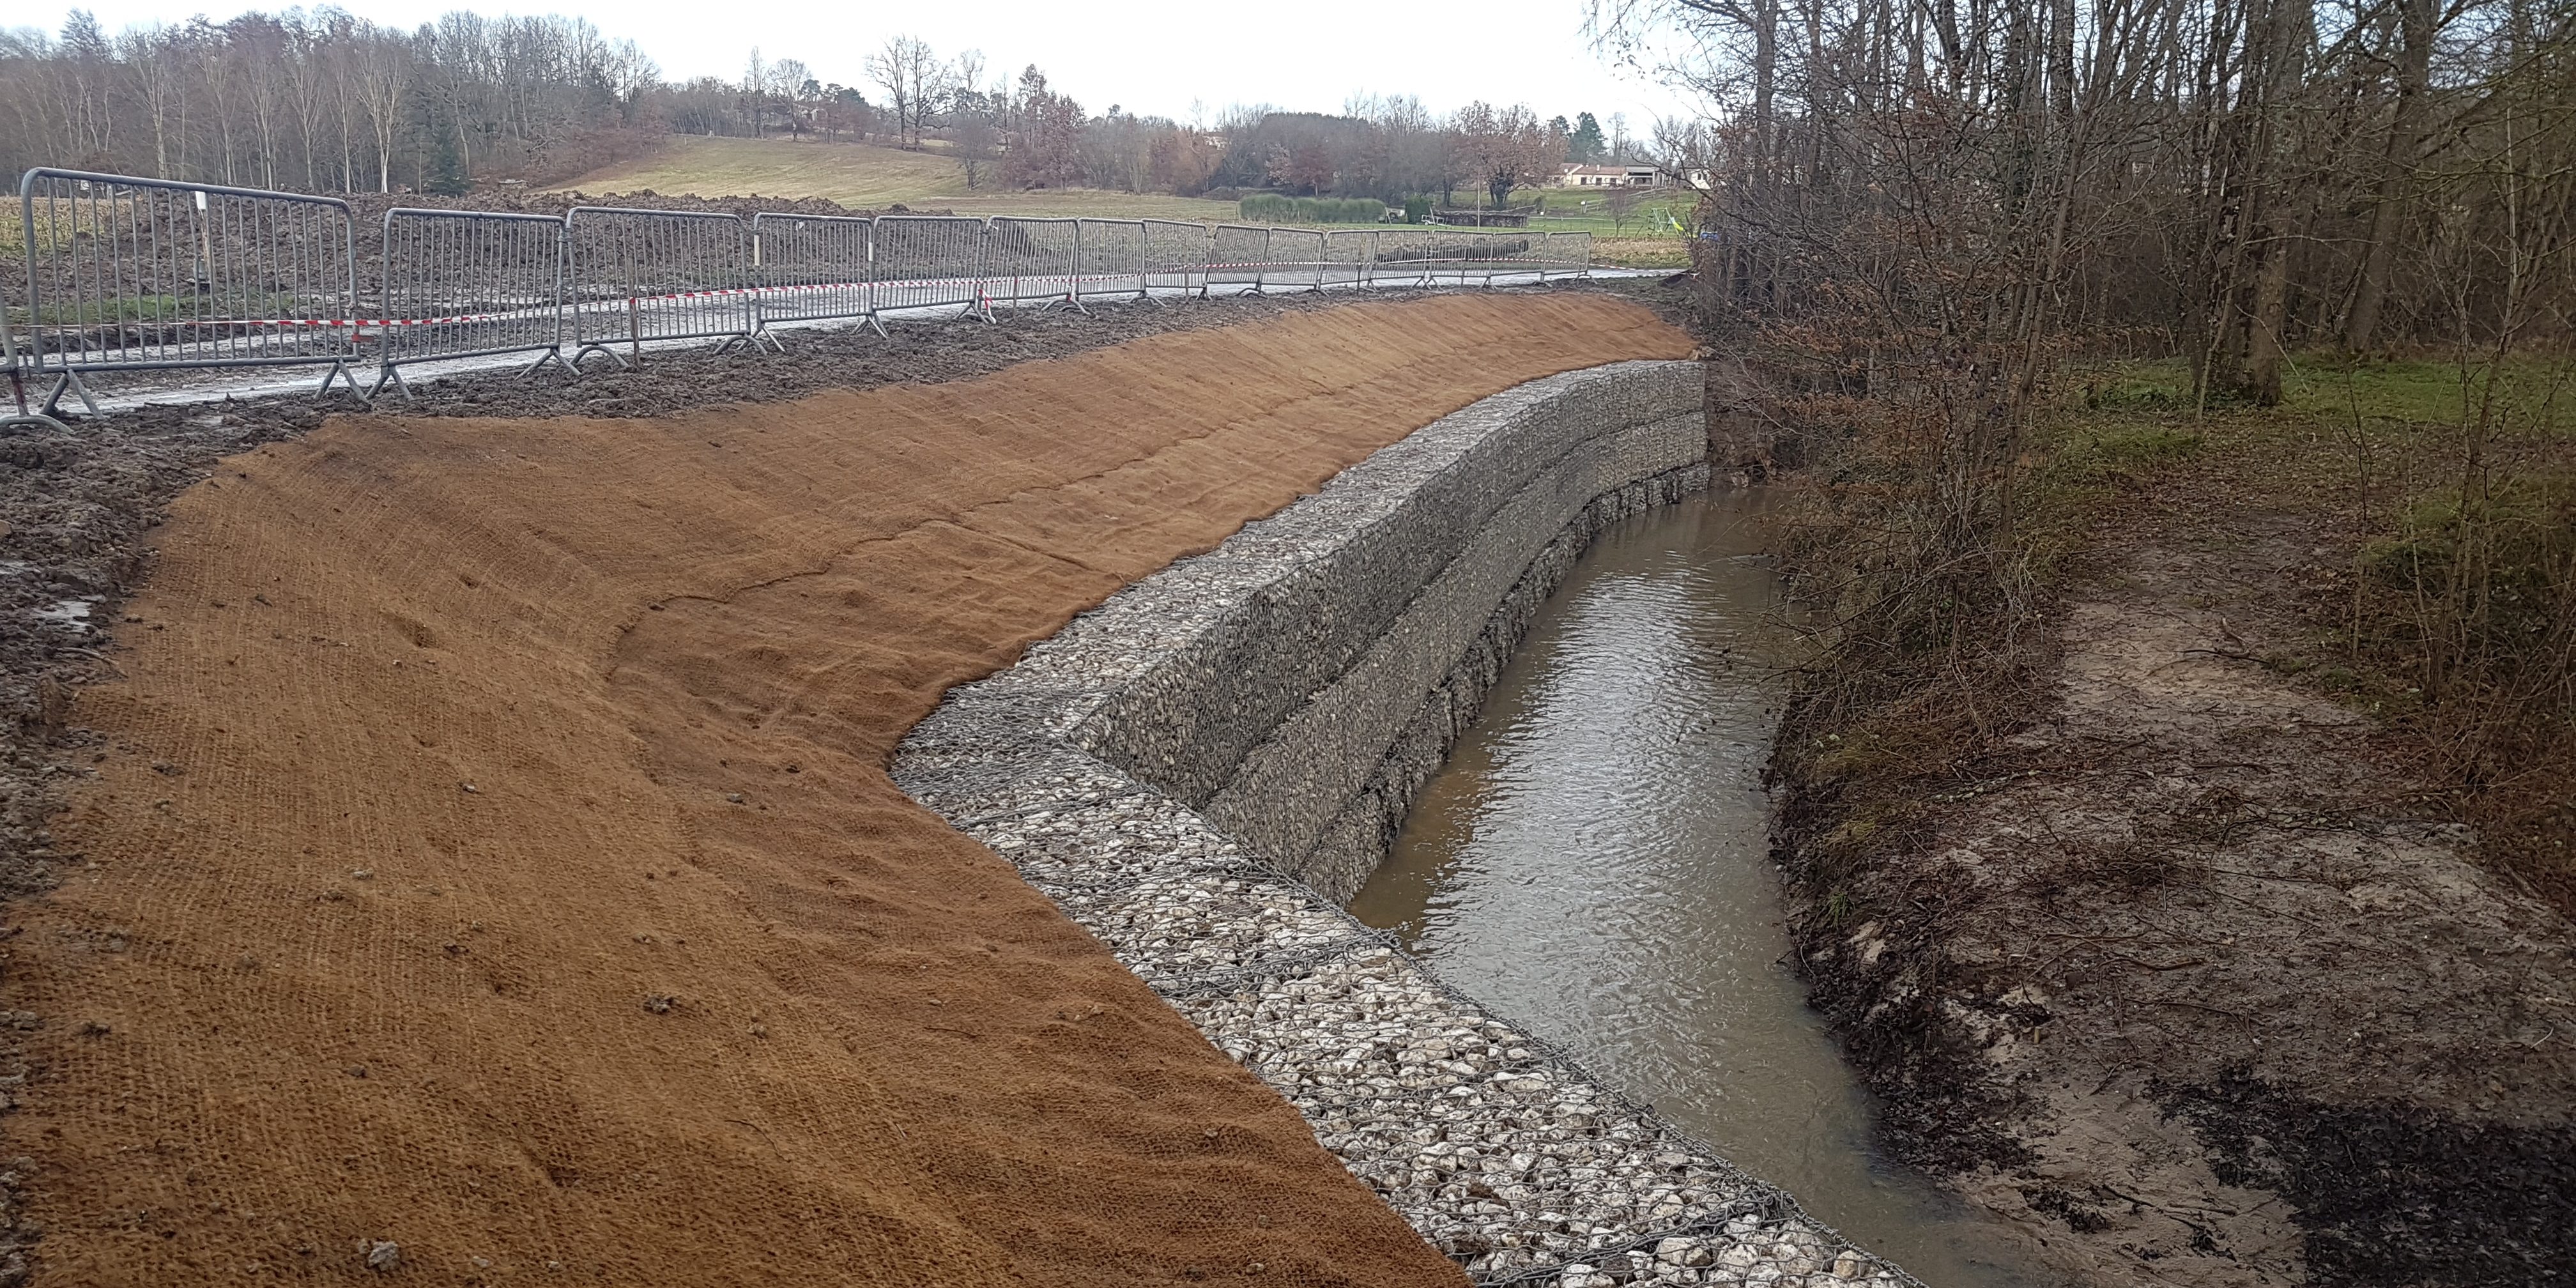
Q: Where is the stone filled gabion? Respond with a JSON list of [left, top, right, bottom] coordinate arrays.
[[893, 363, 1915, 1288]]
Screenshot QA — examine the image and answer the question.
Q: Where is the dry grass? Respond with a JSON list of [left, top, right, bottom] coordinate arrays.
[[556, 135, 1241, 221], [1589, 236, 1692, 270]]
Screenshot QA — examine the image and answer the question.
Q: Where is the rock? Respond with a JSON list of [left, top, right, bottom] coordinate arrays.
[[364, 1240, 399, 1271]]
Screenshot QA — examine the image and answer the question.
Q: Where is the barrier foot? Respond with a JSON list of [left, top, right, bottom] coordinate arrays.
[[369, 365, 412, 402], [518, 349, 567, 381], [866, 312, 891, 341], [318, 362, 369, 405], [754, 330, 788, 355], [3, 372, 66, 433], [40, 373, 100, 419], [3, 371, 66, 433], [569, 344, 633, 374]]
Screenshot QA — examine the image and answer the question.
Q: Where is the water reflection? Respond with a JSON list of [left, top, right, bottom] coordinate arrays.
[[1349, 489, 2053, 1288]]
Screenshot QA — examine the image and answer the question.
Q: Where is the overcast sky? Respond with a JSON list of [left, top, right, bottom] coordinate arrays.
[[31, 0, 1699, 135]]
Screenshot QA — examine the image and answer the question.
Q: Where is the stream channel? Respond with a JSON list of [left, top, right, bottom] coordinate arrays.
[[1348, 488, 2053, 1287]]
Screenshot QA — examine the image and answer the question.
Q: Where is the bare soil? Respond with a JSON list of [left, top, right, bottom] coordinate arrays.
[[1772, 434, 2576, 1285], [0, 291, 1693, 1285]]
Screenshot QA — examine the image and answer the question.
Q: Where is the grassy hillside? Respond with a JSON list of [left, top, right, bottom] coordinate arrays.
[[558, 135, 1239, 221]]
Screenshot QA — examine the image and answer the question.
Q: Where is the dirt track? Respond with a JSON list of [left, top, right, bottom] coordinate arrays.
[[1, 293, 1693, 1285]]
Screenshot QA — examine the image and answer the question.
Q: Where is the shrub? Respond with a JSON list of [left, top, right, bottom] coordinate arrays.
[[1236, 194, 1386, 224]]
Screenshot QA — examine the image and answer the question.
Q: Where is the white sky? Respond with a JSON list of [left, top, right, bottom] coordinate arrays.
[[33, 0, 1699, 138]]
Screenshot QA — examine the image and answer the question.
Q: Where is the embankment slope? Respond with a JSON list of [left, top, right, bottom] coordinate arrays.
[[8, 294, 1692, 1285]]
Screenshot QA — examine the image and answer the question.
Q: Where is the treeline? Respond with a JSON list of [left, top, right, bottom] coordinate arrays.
[[0, 9, 1641, 208], [0, 9, 661, 195], [1602, 0, 2572, 381]]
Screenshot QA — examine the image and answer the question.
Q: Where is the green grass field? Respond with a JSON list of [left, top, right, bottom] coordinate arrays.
[[559, 135, 1243, 222], [559, 135, 1685, 268]]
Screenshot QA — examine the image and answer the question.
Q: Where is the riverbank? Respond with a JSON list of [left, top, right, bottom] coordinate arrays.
[[0, 293, 1689, 1285], [1764, 357, 2576, 1285], [893, 362, 1920, 1288]]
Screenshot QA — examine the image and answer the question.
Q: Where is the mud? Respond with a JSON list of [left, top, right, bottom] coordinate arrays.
[[1772, 464, 2576, 1285], [0, 291, 1694, 1285]]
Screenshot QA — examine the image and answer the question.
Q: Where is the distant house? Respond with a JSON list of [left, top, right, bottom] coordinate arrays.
[[1557, 164, 1666, 189]]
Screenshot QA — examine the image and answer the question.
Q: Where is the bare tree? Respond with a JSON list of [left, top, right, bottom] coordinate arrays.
[[1451, 101, 1565, 208], [866, 34, 939, 147], [350, 26, 408, 193]]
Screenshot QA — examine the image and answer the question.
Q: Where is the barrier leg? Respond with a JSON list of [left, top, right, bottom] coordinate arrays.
[[570, 343, 634, 373], [3, 371, 67, 433], [41, 372, 101, 419]]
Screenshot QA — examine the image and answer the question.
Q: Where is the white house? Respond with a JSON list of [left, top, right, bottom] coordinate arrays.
[[1557, 164, 1666, 188]]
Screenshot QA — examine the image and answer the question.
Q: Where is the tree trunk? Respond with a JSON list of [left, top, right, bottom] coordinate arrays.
[[2343, 0, 2432, 352]]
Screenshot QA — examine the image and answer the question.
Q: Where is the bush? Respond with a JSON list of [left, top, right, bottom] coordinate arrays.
[[1403, 196, 1432, 224], [1236, 194, 1386, 224]]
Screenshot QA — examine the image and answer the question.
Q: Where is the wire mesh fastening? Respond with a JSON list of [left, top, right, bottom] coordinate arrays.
[[1074, 219, 1149, 303], [372, 207, 566, 399], [985, 217, 1084, 313], [1143, 220, 1211, 299], [751, 211, 877, 339], [1209, 224, 1270, 295], [871, 215, 992, 323], [17, 167, 362, 415], [565, 206, 766, 371]]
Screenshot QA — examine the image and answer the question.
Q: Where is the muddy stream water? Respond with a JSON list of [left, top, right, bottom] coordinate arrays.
[[1349, 489, 2054, 1287]]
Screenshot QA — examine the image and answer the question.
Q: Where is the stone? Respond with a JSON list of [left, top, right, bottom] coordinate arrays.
[[887, 365, 1906, 1288]]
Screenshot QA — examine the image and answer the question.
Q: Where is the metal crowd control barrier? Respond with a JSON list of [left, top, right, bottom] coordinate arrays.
[[9, 162, 1620, 410], [1548, 231, 1594, 278], [752, 211, 877, 337], [1264, 228, 1326, 293], [17, 168, 362, 414], [1322, 230, 1375, 289], [1144, 220, 1211, 298], [1371, 228, 1438, 288], [372, 207, 565, 398], [1421, 230, 1489, 286], [564, 206, 766, 370], [1075, 218, 1148, 303], [871, 215, 992, 323], [1477, 232, 1540, 286], [985, 217, 1082, 313], [1209, 224, 1269, 295]]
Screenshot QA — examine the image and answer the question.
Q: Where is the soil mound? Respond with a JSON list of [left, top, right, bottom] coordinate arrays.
[[6, 294, 1692, 1285]]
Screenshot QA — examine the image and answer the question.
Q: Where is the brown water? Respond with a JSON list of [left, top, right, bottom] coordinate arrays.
[[1349, 490, 2054, 1287]]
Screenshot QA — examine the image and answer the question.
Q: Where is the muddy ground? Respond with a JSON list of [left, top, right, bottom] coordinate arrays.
[[1771, 420, 2576, 1285]]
